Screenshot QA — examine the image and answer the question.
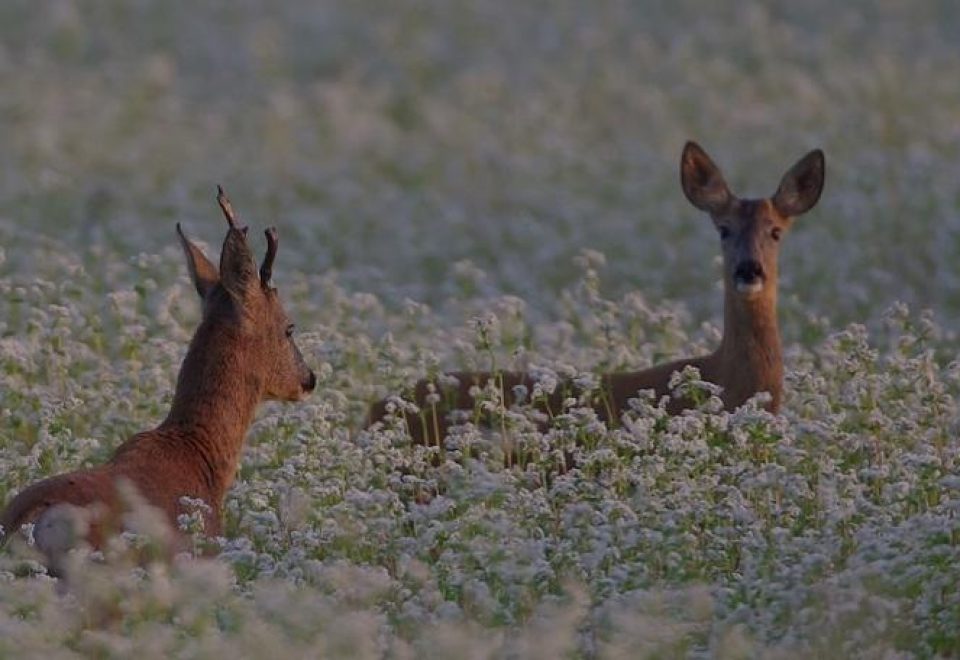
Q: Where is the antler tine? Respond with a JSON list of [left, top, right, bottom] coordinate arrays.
[[216, 185, 246, 231], [260, 226, 279, 286]]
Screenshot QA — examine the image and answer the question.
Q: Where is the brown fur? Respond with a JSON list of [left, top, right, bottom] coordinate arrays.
[[0, 188, 316, 566], [368, 142, 825, 445]]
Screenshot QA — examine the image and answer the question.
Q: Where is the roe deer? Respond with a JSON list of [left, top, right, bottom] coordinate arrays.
[[0, 187, 316, 571], [367, 142, 825, 445]]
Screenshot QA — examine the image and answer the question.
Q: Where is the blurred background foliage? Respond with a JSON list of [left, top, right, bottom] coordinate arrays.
[[0, 0, 958, 340]]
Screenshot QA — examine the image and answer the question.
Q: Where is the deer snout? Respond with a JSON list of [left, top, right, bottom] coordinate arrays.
[[733, 260, 765, 294], [303, 370, 317, 394]]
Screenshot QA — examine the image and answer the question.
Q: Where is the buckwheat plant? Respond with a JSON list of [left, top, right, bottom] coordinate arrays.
[[4, 1, 960, 657]]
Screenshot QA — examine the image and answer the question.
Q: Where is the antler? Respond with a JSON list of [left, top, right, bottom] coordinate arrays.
[[260, 227, 279, 286], [216, 185, 246, 232]]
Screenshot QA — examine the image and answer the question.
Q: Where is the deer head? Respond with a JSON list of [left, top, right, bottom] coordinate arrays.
[[680, 142, 825, 301], [176, 187, 316, 402]]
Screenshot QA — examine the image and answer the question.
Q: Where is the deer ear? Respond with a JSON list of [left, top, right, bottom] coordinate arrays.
[[176, 223, 219, 299], [772, 149, 825, 217], [219, 228, 259, 301], [680, 141, 733, 215]]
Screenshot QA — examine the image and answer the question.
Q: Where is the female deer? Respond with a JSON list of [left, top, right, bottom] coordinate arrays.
[[1, 188, 315, 570], [368, 142, 825, 444]]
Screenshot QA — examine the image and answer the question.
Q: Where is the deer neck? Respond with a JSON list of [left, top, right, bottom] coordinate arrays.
[[715, 282, 783, 408], [160, 322, 264, 490]]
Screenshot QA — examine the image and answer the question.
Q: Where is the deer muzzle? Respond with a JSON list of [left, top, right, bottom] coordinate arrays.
[[734, 260, 765, 295]]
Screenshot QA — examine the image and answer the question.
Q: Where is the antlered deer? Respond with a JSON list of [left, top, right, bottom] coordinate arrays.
[[368, 142, 825, 445], [0, 187, 316, 571]]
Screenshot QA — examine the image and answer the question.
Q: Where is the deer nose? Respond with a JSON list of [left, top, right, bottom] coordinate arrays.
[[734, 260, 764, 283], [304, 371, 317, 393]]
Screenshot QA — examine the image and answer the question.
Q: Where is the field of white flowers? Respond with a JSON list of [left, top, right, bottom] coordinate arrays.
[[2, 1, 960, 657]]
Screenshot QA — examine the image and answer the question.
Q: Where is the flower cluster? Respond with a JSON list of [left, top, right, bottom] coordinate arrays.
[[3, 0, 960, 656]]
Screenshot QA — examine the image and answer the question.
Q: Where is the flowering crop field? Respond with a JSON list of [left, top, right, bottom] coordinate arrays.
[[2, 1, 960, 657]]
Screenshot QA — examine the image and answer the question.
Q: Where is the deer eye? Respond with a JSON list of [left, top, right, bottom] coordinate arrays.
[[285, 323, 295, 338], [718, 226, 731, 240], [771, 227, 782, 241]]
